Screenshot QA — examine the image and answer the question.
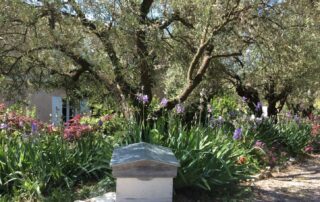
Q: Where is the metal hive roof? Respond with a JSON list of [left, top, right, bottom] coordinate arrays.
[[110, 142, 179, 167]]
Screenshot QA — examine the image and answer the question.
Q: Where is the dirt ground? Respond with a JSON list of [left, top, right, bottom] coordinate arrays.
[[252, 154, 320, 202]]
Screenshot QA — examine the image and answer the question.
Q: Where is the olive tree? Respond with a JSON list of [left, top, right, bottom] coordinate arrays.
[[1, 0, 317, 120]]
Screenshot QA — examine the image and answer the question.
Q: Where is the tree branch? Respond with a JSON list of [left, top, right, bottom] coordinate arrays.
[[140, 0, 154, 20], [158, 12, 194, 30], [187, 40, 210, 80], [54, 44, 91, 81], [66, 0, 137, 99], [152, 44, 214, 116]]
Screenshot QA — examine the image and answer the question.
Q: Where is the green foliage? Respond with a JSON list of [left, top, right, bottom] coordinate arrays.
[[276, 122, 312, 155], [252, 119, 312, 156], [210, 95, 238, 118], [2, 0, 319, 119], [167, 128, 257, 190], [117, 108, 318, 192], [0, 134, 114, 200], [0, 101, 318, 200], [120, 116, 258, 191]]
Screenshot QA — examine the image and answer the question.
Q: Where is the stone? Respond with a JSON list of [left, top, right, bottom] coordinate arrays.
[[75, 192, 116, 202]]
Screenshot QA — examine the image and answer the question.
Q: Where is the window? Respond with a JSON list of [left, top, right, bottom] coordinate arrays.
[[62, 98, 76, 122], [52, 96, 89, 125]]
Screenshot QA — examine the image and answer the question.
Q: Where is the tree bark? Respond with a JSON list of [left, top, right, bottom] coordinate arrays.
[[264, 80, 292, 118], [235, 84, 263, 117]]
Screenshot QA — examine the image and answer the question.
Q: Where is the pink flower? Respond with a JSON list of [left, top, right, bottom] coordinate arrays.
[[304, 145, 313, 153], [63, 114, 92, 139], [254, 140, 265, 148]]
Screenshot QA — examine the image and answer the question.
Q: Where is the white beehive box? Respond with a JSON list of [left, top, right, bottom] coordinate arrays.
[[110, 142, 180, 202]]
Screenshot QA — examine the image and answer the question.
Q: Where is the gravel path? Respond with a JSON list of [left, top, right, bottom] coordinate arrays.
[[252, 154, 320, 202]]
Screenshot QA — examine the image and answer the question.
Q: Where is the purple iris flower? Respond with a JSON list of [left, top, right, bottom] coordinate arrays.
[[136, 93, 149, 104], [255, 102, 262, 111], [242, 96, 247, 102], [175, 103, 185, 114], [0, 123, 8, 129], [98, 119, 103, 127], [233, 128, 242, 140], [294, 114, 300, 123], [142, 95, 148, 104], [160, 98, 168, 107], [31, 122, 37, 133]]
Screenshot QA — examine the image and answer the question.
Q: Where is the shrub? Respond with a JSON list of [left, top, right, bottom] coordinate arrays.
[[276, 121, 312, 155], [120, 117, 258, 191], [0, 133, 114, 200], [251, 118, 313, 156], [1, 101, 318, 200]]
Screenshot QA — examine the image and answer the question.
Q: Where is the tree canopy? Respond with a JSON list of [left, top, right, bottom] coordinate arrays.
[[0, 0, 319, 117]]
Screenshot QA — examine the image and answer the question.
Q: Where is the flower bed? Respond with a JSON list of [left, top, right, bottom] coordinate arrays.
[[0, 102, 319, 200]]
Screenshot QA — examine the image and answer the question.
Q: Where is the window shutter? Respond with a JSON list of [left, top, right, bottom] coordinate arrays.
[[52, 96, 63, 125]]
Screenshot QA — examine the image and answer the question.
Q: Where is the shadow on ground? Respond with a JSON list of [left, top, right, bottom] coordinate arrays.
[[253, 187, 320, 202], [252, 155, 320, 202]]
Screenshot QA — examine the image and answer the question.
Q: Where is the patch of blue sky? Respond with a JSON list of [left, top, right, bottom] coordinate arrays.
[[148, 3, 173, 20], [268, 0, 285, 6], [148, 3, 174, 36], [24, 0, 43, 6], [76, 0, 112, 22], [258, 0, 285, 16], [24, 0, 112, 22]]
